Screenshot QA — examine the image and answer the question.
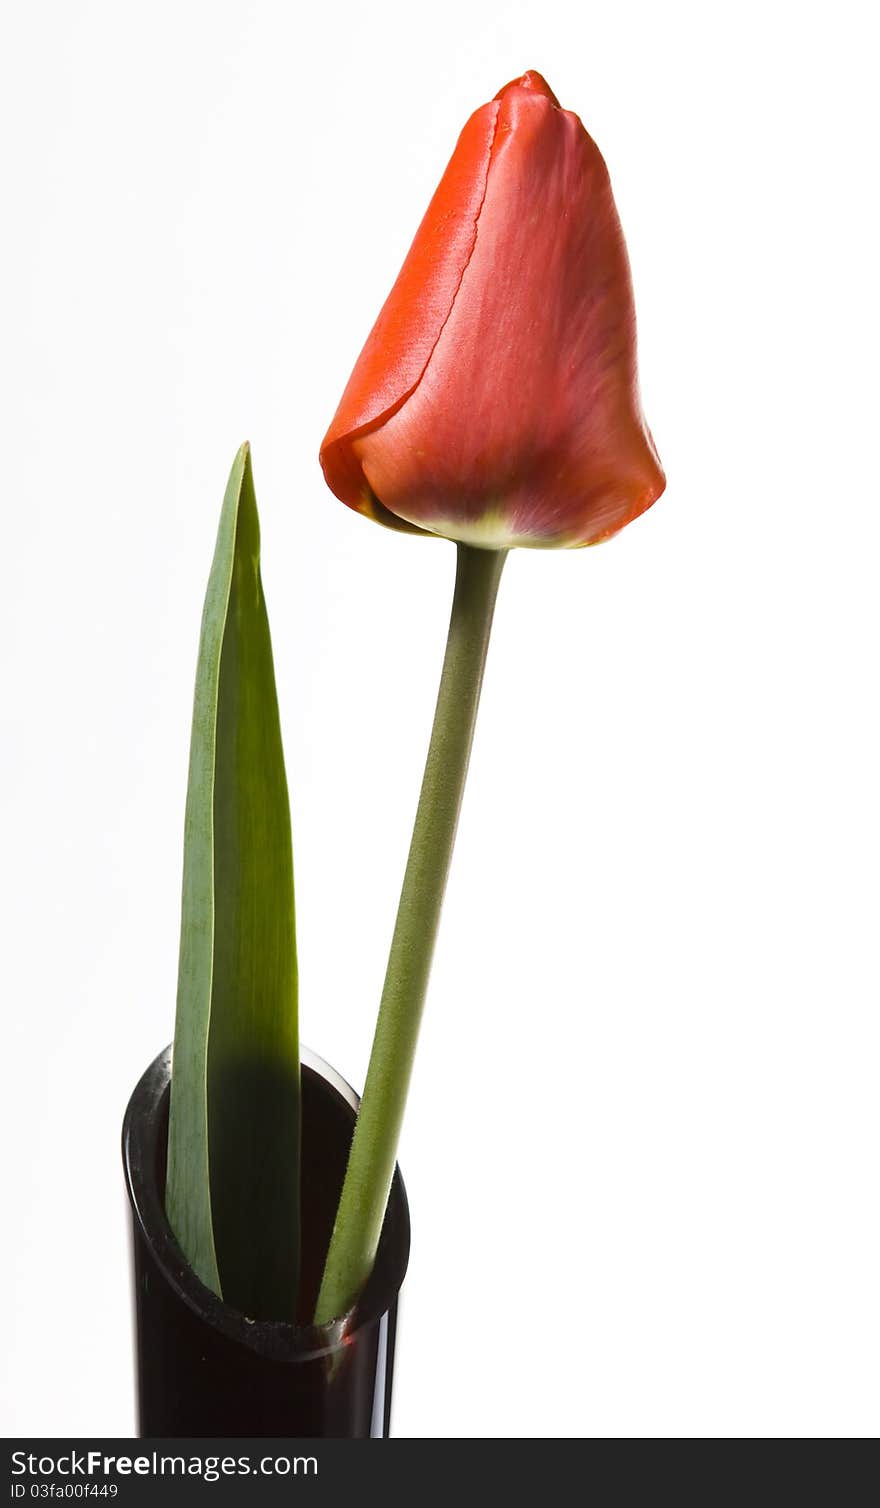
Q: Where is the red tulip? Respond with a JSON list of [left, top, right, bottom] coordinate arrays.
[[320, 70, 664, 550]]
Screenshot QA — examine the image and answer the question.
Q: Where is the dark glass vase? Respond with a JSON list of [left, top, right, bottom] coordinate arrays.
[[122, 1046, 410, 1438]]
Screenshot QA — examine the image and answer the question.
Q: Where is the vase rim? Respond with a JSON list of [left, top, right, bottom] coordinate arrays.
[[122, 1043, 410, 1365]]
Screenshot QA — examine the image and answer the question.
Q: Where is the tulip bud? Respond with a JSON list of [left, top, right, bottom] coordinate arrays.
[[321, 71, 664, 549]]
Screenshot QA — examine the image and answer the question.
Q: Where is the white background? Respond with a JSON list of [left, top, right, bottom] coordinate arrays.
[[1, 0, 878, 1440]]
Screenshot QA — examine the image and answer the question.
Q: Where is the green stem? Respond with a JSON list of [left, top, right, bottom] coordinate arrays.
[[315, 542, 507, 1323]]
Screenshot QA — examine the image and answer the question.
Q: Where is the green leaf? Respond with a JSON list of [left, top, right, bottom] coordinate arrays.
[[166, 443, 300, 1320]]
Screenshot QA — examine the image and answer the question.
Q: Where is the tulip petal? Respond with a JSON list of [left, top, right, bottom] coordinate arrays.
[[320, 100, 501, 529], [494, 68, 561, 108]]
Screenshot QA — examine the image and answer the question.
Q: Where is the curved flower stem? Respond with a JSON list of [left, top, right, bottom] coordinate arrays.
[[315, 542, 507, 1323]]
